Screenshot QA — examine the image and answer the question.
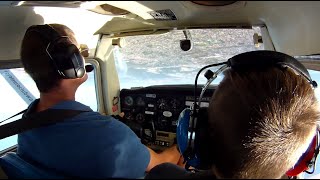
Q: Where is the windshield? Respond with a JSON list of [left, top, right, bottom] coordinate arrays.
[[114, 27, 264, 89]]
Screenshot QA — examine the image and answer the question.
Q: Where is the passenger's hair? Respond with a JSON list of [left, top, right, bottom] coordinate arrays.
[[20, 24, 77, 93], [208, 67, 319, 178]]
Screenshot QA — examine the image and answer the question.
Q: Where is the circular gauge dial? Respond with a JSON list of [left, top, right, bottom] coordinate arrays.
[[157, 117, 169, 130], [124, 96, 134, 106], [157, 98, 168, 110], [124, 112, 134, 121], [136, 96, 145, 106], [170, 98, 180, 109], [136, 113, 145, 123]]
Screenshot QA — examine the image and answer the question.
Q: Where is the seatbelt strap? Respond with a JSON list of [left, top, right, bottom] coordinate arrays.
[[0, 109, 27, 124], [0, 109, 90, 140]]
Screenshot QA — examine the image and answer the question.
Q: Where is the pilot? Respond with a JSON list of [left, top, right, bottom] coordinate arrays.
[[146, 58, 320, 178], [18, 23, 181, 178]]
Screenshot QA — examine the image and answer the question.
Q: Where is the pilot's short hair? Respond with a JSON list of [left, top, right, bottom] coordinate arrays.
[[20, 24, 77, 93], [208, 67, 319, 178]]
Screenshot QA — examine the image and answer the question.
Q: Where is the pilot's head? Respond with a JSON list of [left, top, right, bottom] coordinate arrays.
[[208, 67, 319, 178], [21, 23, 87, 93]]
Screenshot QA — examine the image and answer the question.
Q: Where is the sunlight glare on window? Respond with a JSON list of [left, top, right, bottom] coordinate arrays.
[[33, 6, 112, 49]]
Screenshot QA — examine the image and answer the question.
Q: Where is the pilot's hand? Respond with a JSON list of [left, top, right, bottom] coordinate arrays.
[[175, 147, 195, 169], [177, 155, 186, 168], [119, 112, 125, 118], [111, 112, 125, 120], [162, 144, 182, 165]]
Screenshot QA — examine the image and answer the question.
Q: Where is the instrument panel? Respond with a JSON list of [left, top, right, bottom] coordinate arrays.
[[119, 85, 216, 151]]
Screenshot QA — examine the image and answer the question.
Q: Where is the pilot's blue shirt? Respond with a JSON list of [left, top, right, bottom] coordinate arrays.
[[17, 99, 150, 178]]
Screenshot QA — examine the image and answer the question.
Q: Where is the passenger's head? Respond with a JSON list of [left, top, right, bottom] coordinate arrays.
[[208, 67, 319, 178], [21, 23, 87, 93]]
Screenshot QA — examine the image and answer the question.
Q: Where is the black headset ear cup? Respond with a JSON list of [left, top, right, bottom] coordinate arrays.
[[196, 107, 213, 169], [68, 45, 85, 78], [64, 44, 85, 78], [50, 42, 85, 79]]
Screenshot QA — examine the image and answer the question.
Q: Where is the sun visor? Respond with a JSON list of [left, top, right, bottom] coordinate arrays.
[[94, 15, 173, 36], [94, 15, 250, 37]]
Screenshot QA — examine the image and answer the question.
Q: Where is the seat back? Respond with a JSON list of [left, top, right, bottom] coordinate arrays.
[[0, 152, 64, 179], [0, 165, 8, 179]]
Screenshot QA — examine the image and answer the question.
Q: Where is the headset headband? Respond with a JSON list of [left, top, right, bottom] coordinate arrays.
[[227, 50, 317, 87], [26, 24, 62, 44]]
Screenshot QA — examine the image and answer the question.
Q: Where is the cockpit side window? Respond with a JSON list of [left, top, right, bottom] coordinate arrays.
[[0, 63, 97, 151]]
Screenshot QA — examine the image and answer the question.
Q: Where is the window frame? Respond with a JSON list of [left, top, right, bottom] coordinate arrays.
[[85, 58, 103, 113]]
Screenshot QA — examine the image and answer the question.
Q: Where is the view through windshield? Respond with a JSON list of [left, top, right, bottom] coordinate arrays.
[[114, 27, 264, 89]]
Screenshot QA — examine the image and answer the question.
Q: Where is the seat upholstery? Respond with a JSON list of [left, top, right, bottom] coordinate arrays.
[[0, 152, 64, 179], [0, 152, 137, 179]]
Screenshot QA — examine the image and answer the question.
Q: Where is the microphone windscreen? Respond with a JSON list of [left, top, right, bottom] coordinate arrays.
[[85, 65, 94, 73]]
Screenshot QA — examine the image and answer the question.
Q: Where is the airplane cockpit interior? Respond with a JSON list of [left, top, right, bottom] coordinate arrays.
[[0, 1, 320, 179]]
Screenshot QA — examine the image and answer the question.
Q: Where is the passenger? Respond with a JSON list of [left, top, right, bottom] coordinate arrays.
[[146, 64, 320, 178], [18, 23, 181, 178]]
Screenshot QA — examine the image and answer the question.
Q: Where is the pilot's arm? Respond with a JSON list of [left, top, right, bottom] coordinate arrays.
[[146, 145, 181, 172]]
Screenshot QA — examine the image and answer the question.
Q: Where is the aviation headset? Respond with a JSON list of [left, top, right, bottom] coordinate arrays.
[[25, 24, 86, 79], [176, 50, 320, 177]]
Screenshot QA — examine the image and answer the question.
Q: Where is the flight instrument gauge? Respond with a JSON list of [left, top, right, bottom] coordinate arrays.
[[136, 113, 145, 123], [136, 96, 145, 106], [157, 98, 168, 110], [125, 112, 134, 121], [170, 98, 180, 109], [124, 96, 134, 106]]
